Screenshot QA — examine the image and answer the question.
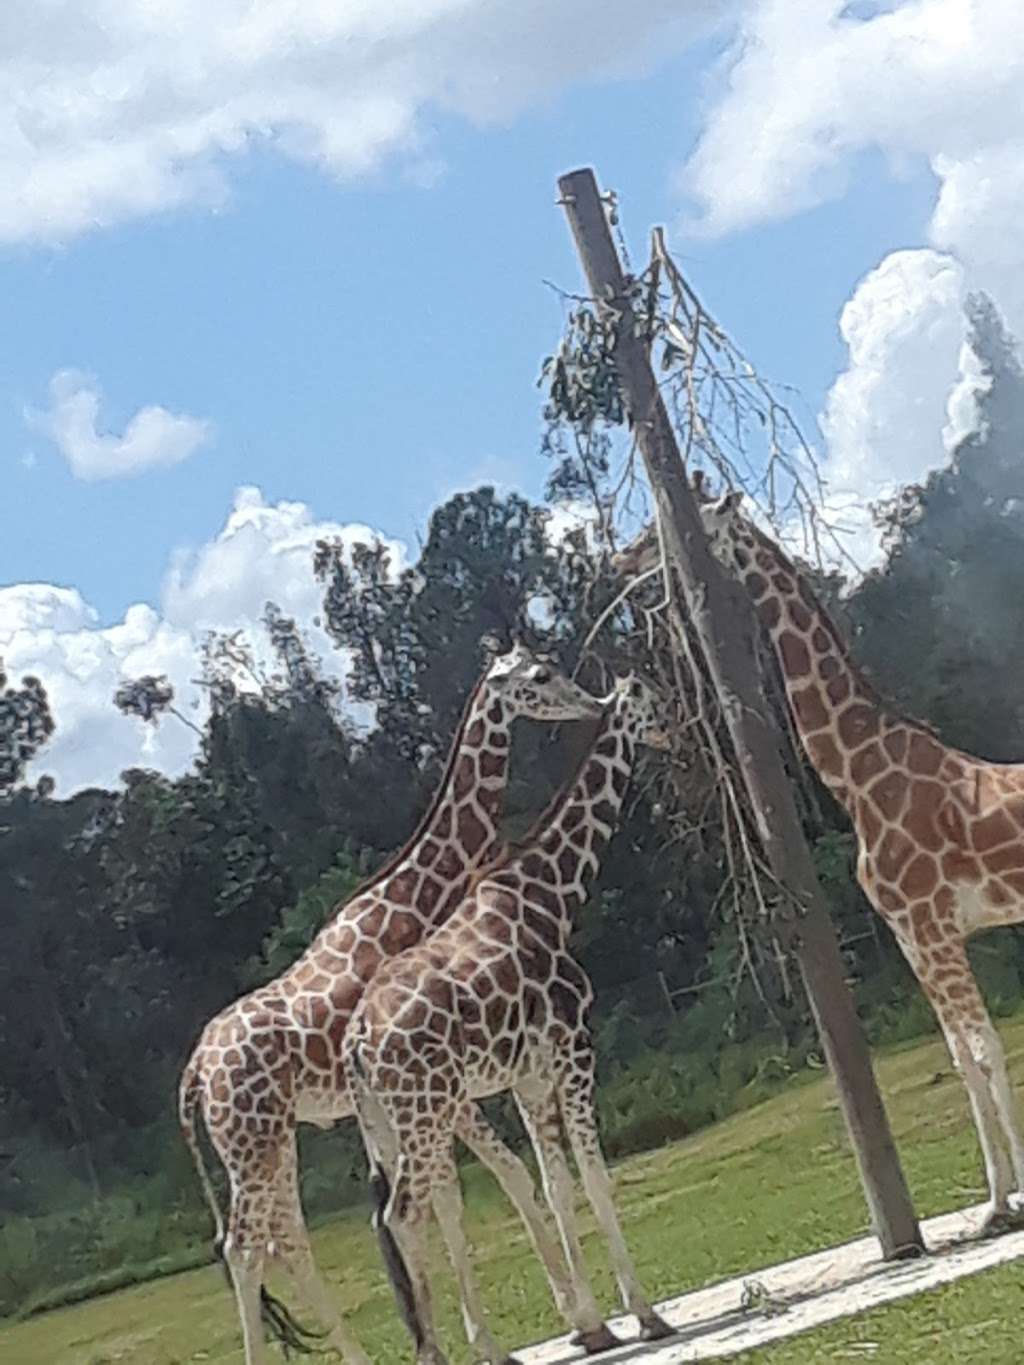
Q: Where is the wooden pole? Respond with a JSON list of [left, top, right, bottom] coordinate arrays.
[[557, 167, 923, 1260]]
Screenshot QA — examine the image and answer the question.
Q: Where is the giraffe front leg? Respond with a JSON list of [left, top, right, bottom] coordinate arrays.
[[514, 1080, 621, 1355], [557, 1050, 672, 1344], [456, 1104, 579, 1333]]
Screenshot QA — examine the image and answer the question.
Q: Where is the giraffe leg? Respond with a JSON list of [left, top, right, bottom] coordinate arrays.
[[514, 1081, 621, 1355], [223, 1239, 271, 1365], [966, 1017, 1024, 1202], [384, 1157, 451, 1365], [431, 1156, 518, 1365], [903, 936, 1017, 1229], [268, 1137, 372, 1365], [557, 1048, 672, 1344], [950, 1027, 1015, 1231], [456, 1105, 581, 1332], [220, 1172, 273, 1365]]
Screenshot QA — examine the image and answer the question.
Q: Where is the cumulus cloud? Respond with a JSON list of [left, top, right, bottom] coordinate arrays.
[[684, 0, 1023, 246], [0, 487, 405, 794], [681, 0, 1024, 565], [0, 0, 724, 245], [30, 369, 210, 481], [815, 250, 968, 567]]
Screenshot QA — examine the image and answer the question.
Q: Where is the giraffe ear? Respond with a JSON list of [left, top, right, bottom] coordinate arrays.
[[481, 634, 512, 675], [712, 490, 743, 515]]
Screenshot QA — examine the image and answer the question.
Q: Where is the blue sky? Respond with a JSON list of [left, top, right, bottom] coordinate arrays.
[[0, 30, 936, 624], [0, 0, 1018, 791]]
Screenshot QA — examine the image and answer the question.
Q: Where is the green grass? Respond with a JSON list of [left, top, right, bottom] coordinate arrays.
[[3, 1018, 1024, 1364]]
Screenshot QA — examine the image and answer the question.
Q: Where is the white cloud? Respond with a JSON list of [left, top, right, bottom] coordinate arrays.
[[30, 369, 210, 481], [0, 487, 405, 794], [680, 0, 1024, 567], [815, 250, 967, 568], [545, 499, 600, 548], [0, 0, 724, 245], [683, 1, 1023, 244]]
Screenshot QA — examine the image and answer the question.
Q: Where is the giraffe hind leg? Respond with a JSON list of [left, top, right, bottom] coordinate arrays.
[[893, 929, 1021, 1232], [212, 1131, 280, 1365], [217, 1130, 326, 1362], [368, 1105, 452, 1365], [912, 940, 1018, 1229], [960, 1023, 1024, 1235], [371, 1158, 434, 1356], [222, 1238, 272, 1365], [969, 1018, 1024, 1202], [268, 1138, 371, 1365]]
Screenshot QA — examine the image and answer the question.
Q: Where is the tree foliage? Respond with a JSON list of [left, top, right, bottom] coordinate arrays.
[[0, 662, 54, 793], [851, 294, 1024, 757], [6, 330, 1024, 1316]]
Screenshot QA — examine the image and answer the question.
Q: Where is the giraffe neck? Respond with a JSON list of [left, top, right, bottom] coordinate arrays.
[[373, 680, 512, 926], [503, 703, 634, 927], [739, 531, 895, 811]]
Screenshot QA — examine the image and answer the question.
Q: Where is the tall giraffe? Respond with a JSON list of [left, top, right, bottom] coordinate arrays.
[[179, 644, 603, 1365], [618, 492, 1024, 1235], [345, 674, 674, 1365]]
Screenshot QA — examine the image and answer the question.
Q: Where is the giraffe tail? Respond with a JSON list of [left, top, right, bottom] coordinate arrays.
[[348, 1039, 427, 1354], [178, 1054, 225, 1248], [179, 1054, 326, 1356]]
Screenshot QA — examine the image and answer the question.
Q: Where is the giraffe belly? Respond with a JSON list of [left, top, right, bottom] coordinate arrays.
[[953, 879, 1024, 936], [462, 1043, 525, 1099], [296, 1094, 354, 1125], [461, 1030, 557, 1103]]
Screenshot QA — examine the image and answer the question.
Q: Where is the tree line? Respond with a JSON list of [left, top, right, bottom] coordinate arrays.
[[2, 296, 1024, 1314]]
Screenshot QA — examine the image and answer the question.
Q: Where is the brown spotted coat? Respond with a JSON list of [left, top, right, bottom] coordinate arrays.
[[697, 496, 1024, 1223]]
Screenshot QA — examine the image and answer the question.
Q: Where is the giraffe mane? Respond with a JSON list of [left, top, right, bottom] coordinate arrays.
[[330, 670, 491, 913], [744, 520, 940, 740], [463, 705, 613, 893]]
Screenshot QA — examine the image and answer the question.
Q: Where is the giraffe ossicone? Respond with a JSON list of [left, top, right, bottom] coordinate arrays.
[[621, 492, 1024, 1237], [345, 671, 674, 1365], [178, 643, 602, 1365]]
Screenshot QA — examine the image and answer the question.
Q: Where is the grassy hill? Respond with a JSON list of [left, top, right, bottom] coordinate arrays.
[[3, 1017, 1024, 1364]]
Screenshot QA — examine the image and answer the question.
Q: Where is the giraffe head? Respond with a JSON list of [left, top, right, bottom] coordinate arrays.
[[611, 490, 755, 585], [611, 523, 659, 579], [481, 642, 602, 722], [610, 671, 671, 750], [698, 490, 756, 576]]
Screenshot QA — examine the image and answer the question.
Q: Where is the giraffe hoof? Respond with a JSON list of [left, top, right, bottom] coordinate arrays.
[[570, 1324, 623, 1354], [639, 1313, 674, 1342], [980, 1207, 1024, 1239]]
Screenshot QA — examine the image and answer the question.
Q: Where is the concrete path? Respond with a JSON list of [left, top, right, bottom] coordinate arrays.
[[517, 1203, 1024, 1362]]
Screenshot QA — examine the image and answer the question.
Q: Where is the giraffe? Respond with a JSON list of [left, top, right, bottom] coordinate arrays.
[[178, 643, 604, 1365], [617, 491, 1024, 1236], [345, 673, 675, 1365]]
